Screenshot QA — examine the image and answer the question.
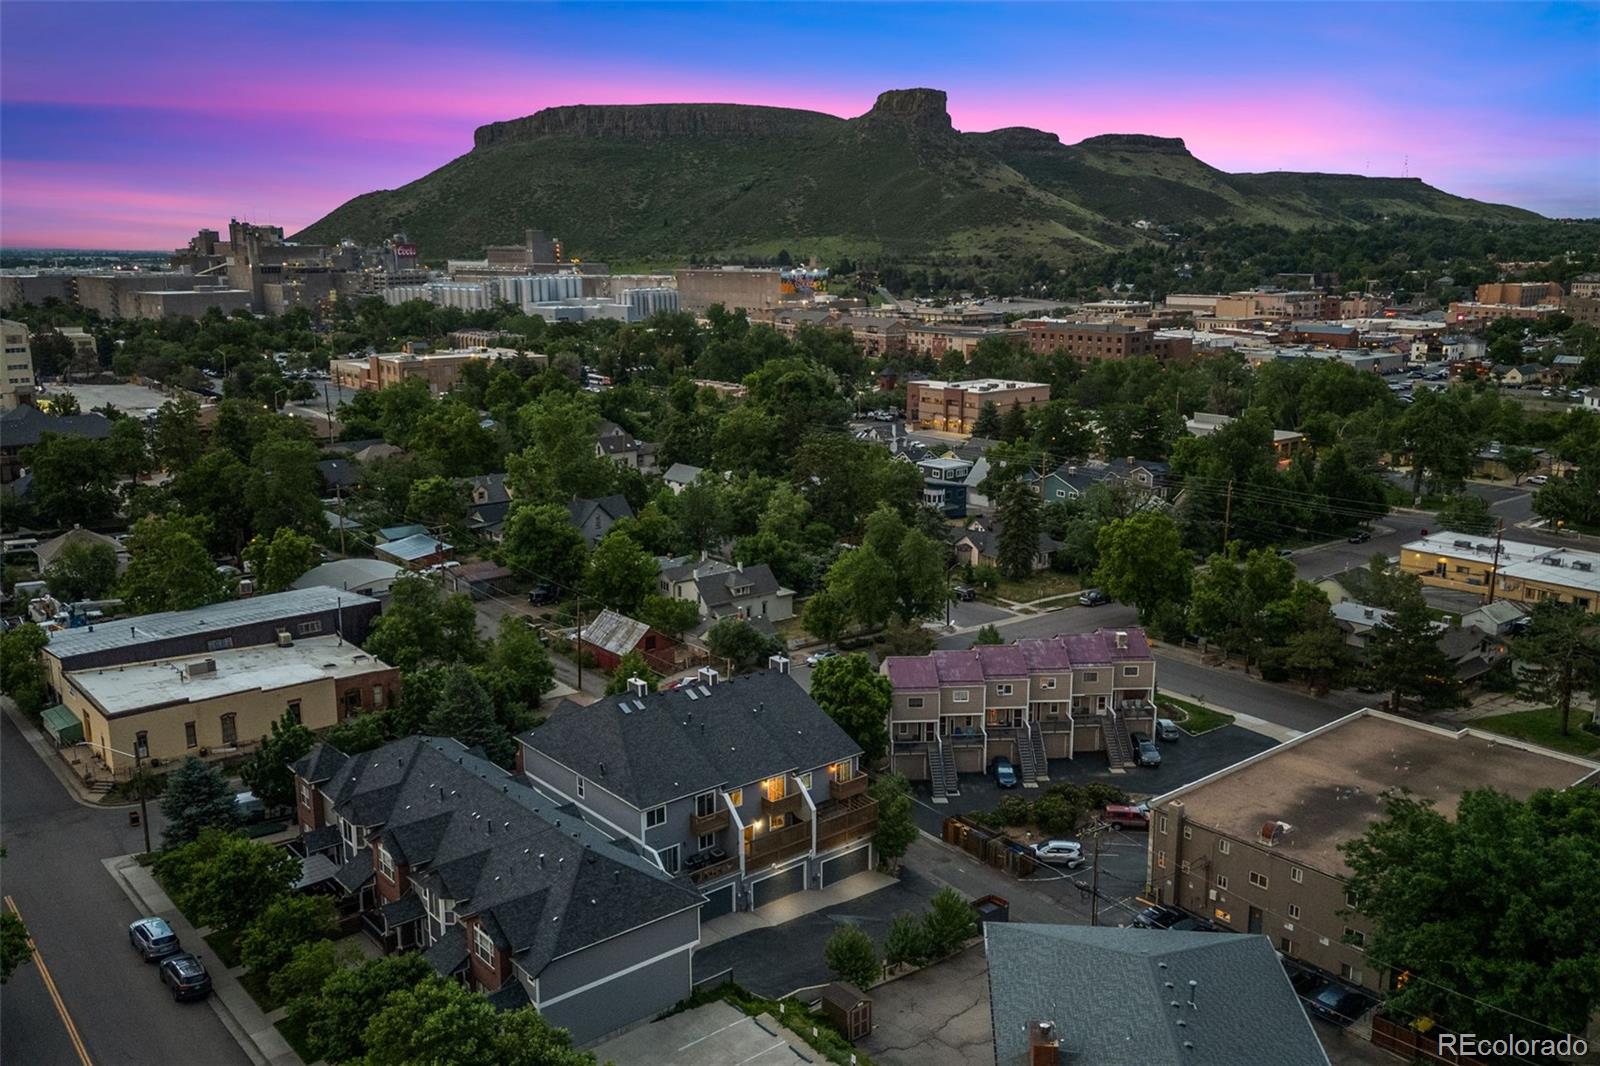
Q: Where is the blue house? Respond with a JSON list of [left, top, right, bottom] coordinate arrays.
[[918, 456, 973, 517]]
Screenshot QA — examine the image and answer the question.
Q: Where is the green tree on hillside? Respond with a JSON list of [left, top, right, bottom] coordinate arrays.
[[809, 654, 890, 763]]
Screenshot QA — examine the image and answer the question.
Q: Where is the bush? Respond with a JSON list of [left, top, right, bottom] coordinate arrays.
[[824, 924, 879, 989], [883, 912, 931, 973], [154, 829, 299, 935], [991, 795, 1034, 828], [923, 886, 977, 958], [1030, 792, 1084, 836], [270, 938, 357, 1015], [239, 895, 338, 978]]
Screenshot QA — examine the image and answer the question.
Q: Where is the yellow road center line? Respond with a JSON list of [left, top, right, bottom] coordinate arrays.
[[4, 895, 93, 1066]]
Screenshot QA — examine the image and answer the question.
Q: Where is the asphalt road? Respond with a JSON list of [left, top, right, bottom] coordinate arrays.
[[1, 711, 250, 1066]]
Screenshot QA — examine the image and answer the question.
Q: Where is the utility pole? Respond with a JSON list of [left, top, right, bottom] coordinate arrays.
[[574, 589, 583, 691], [1220, 479, 1235, 549], [1486, 519, 1505, 603], [1089, 828, 1104, 926]]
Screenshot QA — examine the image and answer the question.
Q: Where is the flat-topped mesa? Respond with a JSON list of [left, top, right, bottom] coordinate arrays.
[[1077, 133, 1190, 153], [473, 102, 839, 149], [861, 87, 953, 131]]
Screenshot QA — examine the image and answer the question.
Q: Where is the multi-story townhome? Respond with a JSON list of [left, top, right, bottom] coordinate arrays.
[[292, 735, 703, 1044], [516, 665, 877, 921], [883, 629, 1156, 797]]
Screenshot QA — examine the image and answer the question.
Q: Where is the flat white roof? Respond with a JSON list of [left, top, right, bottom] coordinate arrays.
[[1403, 533, 1559, 568], [910, 378, 1046, 391], [1500, 550, 1600, 594], [69, 636, 388, 717]]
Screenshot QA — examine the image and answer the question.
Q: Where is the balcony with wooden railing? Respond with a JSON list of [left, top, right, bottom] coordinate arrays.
[[761, 789, 807, 822], [815, 796, 878, 852], [690, 806, 730, 835], [745, 820, 812, 867], [830, 772, 868, 802], [687, 854, 738, 885]]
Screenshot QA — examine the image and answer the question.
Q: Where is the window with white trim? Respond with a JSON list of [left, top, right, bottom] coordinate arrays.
[[1082, 671, 1098, 682], [297, 620, 324, 636], [1157, 814, 1168, 833], [1288, 903, 1301, 919], [951, 690, 969, 703], [1290, 867, 1303, 884], [378, 846, 394, 880], [1123, 666, 1139, 677], [1249, 871, 1268, 890], [646, 805, 666, 828], [1040, 678, 1055, 690], [1344, 927, 1365, 950], [298, 780, 312, 806], [1215, 874, 1229, 889], [1217, 840, 1231, 855], [1183, 826, 1192, 840], [798, 772, 813, 790], [576, 777, 586, 799], [474, 925, 495, 965], [1345, 890, 1358, 908], [1340, 963, 1362, 984], [698, 833, 716, 852], [907, 696, 924, 708], [659, 844, 681, 875], [996, 683, 1013, 696]]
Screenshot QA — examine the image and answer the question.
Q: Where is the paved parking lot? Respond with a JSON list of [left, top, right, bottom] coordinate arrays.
[[51, 381, 171, 414], [592, 1001, 824, 1066], [862, 945, 991, 1066]]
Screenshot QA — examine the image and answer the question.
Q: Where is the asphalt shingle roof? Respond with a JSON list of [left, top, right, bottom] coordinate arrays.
[[883, 629, 1150, 688], [0, 405, 111, 448], [522, 671, 861, 809], [986, 924, 1330, 1066]]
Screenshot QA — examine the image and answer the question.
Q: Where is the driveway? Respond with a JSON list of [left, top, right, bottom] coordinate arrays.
[[861, 945, 992, 1066]]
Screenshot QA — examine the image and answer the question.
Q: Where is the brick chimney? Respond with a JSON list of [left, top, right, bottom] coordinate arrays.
[[1028, 1020, 1060, 1066]]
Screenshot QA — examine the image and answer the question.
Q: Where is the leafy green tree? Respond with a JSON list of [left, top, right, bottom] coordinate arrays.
[[0, 623, 49, 714], [406, 475, 468, 537], [997, 403, 1029, 443], [246, 436, 325, 536], [408, 399, 498, 476], [322, 712, 387, 756], [869, 773, 918, 872], [44, 541, 118, 601], [1185, 545, 1295, 670], [923, 886, 978, 958], [810, 654, 890, 762], [637, 595, 701, 639], [239, 710, 315, 811], [825, 547, 895, 632], [106, 416, 152, 481], [363, 575, 481, 673], [151, 393, 203, 473], [995, 482, 1043, 581], [801, 589, 849, 648], [1513, 602, 1600, 737], [883, 912, 931, 974], [1367, 579, 1460, 712], [823, 924, 880, 990], [1398, 389, 1477, 501], [120, 514, 227, 614], [426, 665, 514, 766], [496, 504, 589, 592], [239, 894, 338, 978], [506, 391, 607, 503], [894, 529, 946, 622], [1282, 599, 1350, 697], [1093, 511, 1191, 624], [303, 953, 435, 1065], [0, 848, 28, 984], [1436, 493, 1494, 536], [158, 758, 238, 846], [1341, 787, 1600, 1040], [1534, 466, 1600, 531], [272, 938, 361, 1029], [158, 830, 298, 933], [167, 448, 254, 554], [605, 650, 658, 695], [584, 531, 657, 615], [476, 616, 554, 735], [242, 527, 320, 594], [971, 400, 1002, 439], [23, 434, 118, 527], [361, 972, 594, 1066], [972, 624, 1003, 645], [1500, 445, 1539, 485], [703, 617, 782, 673]]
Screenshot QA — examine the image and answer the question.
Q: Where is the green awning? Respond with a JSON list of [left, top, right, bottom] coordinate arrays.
[[40, 704, 83, 746]]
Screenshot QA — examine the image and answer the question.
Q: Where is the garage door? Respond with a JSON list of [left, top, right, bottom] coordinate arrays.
[[821, 846, 870, 887], [751, 862, 807, 908], [700, 884, 735, 921]]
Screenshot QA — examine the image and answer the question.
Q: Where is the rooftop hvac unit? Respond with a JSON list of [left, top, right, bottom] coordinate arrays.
[[277, 630, 293, 646]]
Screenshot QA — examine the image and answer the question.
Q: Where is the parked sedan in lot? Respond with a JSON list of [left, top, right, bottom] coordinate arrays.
[[1308, 982, 1372, 1026], [129, 917, 181, 962], [1130, 904, 1186, 929], [1077, 588, 1109, 607], [1156, 718, 1181, 742], [1029, 839, 1083, 867], [1131, 731, 1162, 767], [1347, 530, 1370, 543], [805, 649, 838, 667], [1169, 916, 1219, 932], [159, 953, 213, 1002]]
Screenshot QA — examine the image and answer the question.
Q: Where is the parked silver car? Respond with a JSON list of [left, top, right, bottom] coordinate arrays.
[[129, 917, 181, 962]]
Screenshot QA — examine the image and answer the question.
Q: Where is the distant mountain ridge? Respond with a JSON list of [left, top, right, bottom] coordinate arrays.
[[296, 87, 1539, 264]]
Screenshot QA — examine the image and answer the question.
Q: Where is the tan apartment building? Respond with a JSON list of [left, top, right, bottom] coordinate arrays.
[[1400, 533, 1598, 612], [882, 629, 1156, 794], [1, 319, 34, 410], [1447, 301, 1564, 325], [1214, 290, 1337, 321], [674, 267, 782, 313], [1146, 710, 1600, 992], [902, 324, 1026, 359], [1017, 319, 1193, 362], [756, 308, 908, 357], [905, 377, 1050, 434], [331, 346, 530, 395], [1475, 281, 1563, 306], [59, 636, 398, 772]]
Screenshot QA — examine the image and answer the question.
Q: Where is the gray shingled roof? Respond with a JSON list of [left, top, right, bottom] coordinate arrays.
[[986, 924, 1329, 1066], [521, 670, 860, 809], [304, 736, 701, 978], [0, 404, 111, 448]]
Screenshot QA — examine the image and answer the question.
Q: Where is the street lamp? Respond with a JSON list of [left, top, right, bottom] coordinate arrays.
[[74, 741, 152, 854]]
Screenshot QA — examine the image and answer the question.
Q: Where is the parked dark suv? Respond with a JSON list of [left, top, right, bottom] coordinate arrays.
[[159, 953, 213, 1001], [1130, 904, 1186, 929], [128, 917, 181, 962], [1131, 731, 1162, 768]]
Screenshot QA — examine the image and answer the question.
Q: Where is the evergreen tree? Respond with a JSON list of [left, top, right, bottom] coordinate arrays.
[[426, 665, 513, 765], [1367, 580, 1461, 712], [159, 757, 238, 846], [972, 400, 1002, 439], [972, 624, 1004, 645], [995, 481, 1043, 581]]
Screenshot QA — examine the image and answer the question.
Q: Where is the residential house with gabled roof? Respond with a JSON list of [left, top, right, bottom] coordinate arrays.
[[517, 665, 876, 923], [595, 423, 660, 476], [662, 463, 704, 495], [291, 735, 703, 1043], [568, 495, 633, 545], [882, 629, 1155, 796], [657, 558, 794, 624], [953, 521, 1062, 572]]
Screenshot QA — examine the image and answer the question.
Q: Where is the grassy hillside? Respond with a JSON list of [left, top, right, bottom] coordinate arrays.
[[296, 88, 1540, 264]]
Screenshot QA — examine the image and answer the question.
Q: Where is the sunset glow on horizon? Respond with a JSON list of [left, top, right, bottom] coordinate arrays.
[[3, 1, 1596, 250]]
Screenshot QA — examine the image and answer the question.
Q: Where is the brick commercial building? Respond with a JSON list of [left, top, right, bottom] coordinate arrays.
[[1474, 281, 1564, 306], [1447, 301, 1564, 325], [292, 736, 703, 1043], [902, 323, 1027, 359], [1145, 710, 1599, 993], [1283, 322, 1361, 349], [882, 629, 1156, 795], [674, 267, 782, 313], [755, 308, 908, 357], [904, 378, 1050, 434], [1400, 533, 1600, 613], [331, 346, 530, 394], [1018, 319, 1192, 362]]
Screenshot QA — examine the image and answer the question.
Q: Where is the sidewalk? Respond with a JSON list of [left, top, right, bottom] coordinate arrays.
[[103, 854, 303, 1066], [698, 870, 897, 948]]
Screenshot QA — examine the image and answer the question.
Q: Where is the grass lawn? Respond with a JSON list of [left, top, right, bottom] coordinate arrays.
[[239, 968, 279, 1012], [1156, 694, 1236, 736], [202, 929, 242, 969], [1472, 706, 1600, 758], [1381, 484, 1451, 511], [992, 570, 1082, 604]]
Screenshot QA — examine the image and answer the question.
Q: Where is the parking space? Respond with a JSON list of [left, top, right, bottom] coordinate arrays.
[[52, 381, 171, 414], [861, 945, 992, 1066]]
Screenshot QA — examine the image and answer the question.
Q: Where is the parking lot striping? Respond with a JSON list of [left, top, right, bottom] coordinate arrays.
[[5, 895, 93, 1066]]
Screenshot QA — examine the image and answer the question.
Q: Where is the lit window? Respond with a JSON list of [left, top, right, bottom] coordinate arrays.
[[728, 789, 743, 808]]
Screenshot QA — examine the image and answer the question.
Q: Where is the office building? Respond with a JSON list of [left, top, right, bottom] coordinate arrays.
[[1, 319, 34, 409], [674, 268, 782, 313], [1400, 533, 1599, 613], [904, 378, 1050, 434]]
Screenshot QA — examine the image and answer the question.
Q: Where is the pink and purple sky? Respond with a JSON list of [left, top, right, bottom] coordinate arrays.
[[3, 1, 1597, 250]]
